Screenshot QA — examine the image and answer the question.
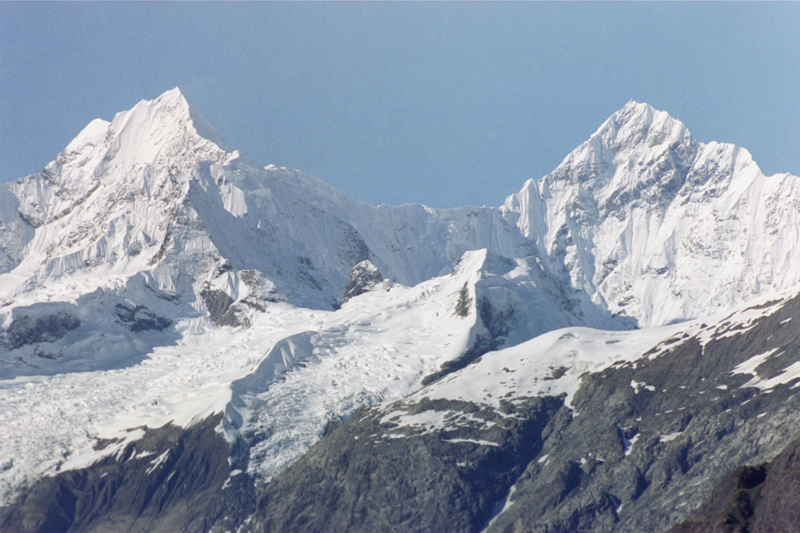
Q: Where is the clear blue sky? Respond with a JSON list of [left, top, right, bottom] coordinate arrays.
[[1, 2, 798, 208]]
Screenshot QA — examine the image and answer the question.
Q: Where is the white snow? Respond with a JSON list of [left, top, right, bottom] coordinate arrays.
[[379, 410, 450, 436], [732, 348, 781, 385], [145, 450, 170, 475], [442, 438, 500, 447], [0, 248, 495, 500], [742, 360, 800, 391], [411, 323, 686, 411], [659, 432, 683, 443], [503, 101, 800, 329]]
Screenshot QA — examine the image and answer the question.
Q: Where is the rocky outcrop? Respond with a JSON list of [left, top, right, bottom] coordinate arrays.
[[1, 304, 80, 351], [201, 287, 243, 327], [113, 303, 172, 333], [341, 260, 385, 304], [0, 415, 256, 533], [486, 293, 800, 532], [668, 435, 800, 533]]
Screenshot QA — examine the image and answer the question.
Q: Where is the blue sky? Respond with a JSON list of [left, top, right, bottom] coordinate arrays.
[[1, 2, 798, 208]]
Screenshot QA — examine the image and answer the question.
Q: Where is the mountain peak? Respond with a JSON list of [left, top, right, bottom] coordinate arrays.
[[122, 87, 192, 125], [65, 87, 232, 173], [161, 86, 188, 100], [620, 99, 654, 113], [152, 86, 189, 106], [544, 100, 695, 189], [599, 100, 692, 151], [341, 260, 386, 304], [128, 87, 229, 150]]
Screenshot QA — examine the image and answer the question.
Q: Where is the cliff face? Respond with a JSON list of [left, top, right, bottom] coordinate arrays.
[[667, 435, 800, 533]]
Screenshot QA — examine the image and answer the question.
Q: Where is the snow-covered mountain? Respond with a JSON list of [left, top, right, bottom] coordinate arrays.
[[505, 101, 800, 328], [0, 88, 594, 376], [252, 286, 800, 533], [4, 92, 798, 344], [2, 88, 800, 533], [0, 88, 532, 310]]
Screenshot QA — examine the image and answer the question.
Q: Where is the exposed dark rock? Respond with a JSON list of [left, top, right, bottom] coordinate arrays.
[[17, 211, 41, 229], [113, 303, 172, 333], [485, 292, 800, 533], [748, 437, 800, 532], [666, 464, 766, 533], [201, 287, 246, 328], [0, 414, 257, 533], [2, 305, 80, 350], [668, 434, 800, 533], [148, 228, 172, 266], [477, 296, 514, 344], [453, 282, 472, 318], [252, 396, 563, 533], [341, 260, 384, 304]]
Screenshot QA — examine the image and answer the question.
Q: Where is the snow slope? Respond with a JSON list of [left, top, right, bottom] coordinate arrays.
[[385, 285, 797, 436]]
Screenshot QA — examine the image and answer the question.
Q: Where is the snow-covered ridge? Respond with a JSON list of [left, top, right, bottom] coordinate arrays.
[[1, 88, 535, 316]]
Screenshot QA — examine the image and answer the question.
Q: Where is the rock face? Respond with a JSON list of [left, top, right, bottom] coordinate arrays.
[[341, 260, 385, 304], [668, 435, 800, 533], [0, 415, 256, 533], [2, 305, 80, 351], [486, 297, 800, 533], [253, 396, 563, 533], [113, 303, 172, 333]]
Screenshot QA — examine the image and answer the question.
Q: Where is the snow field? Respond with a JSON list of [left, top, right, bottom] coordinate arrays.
[[0, 254, 480, 502]]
